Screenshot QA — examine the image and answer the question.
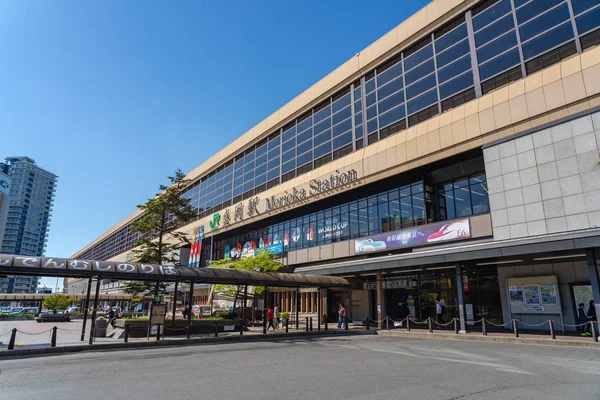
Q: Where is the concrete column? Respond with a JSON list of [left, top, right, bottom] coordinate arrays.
[[301, 293, 306, 313], [455, 263, 467, 333], [587, 249, 600, 320], [322, 288, 328, 320], [377, 271, 385, 329], [310, 292, 314, 313]]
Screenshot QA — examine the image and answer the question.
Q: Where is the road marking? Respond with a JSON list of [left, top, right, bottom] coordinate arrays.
[[315, 342, 359, 350]]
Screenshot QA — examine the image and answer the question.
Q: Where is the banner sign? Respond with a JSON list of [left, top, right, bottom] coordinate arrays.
[[354, 218, 471, 255], [189, 226, 204, 268]]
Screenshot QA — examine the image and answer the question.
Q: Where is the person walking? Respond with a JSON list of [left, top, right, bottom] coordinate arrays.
[[107, 307, 116, 328], [587, 300, 597, 336], [274, 303, 280, 330], [182, 305, 190, 319], [337, 304, 346, 329], [577, 302, 590, 336], [435, 298, 444, 323], [267, 306, 275, 331]]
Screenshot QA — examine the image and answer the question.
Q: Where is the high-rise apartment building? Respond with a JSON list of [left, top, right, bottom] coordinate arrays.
[[0, 156, 58, 294]]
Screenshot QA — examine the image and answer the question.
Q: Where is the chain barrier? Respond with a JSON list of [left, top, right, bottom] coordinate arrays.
[[16, 328, 54, 335], [553, 320, 591, 328], [516, 320, 549, 328], [431, 318, 456, 327], [163, 324, 193, 331], [408, 318, 429, 325], [485, 320, 514, 328]]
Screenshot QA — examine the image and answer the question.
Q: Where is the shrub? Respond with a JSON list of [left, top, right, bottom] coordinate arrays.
[[280, 312, 289, 320]]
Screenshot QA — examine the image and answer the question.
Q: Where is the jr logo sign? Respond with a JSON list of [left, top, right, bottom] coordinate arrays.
[[209, 212, 221, 230]]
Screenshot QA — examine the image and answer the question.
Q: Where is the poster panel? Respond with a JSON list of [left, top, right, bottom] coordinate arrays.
[[540, 284, 557, 305], [523, 284, 540, 305], [509, 285, 524, 305]]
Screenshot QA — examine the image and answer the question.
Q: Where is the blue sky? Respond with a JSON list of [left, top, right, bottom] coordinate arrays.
[[0, 0, 428, 289]]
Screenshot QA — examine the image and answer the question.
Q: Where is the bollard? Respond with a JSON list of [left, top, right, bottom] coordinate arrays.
[[186, 323, 191, 339], [309, 317, 313, 332], [366, 319, 370, 331], [513, 319, 519, 338], [305, 317, 309, 332], [482, 319, 487, 336], [325, 321, 328, 331], [386, 317, 389, 331], [8, 328, 17, 350], [345, 318, 349, 331], [124, 324, 130, 343], [591, 322, 597, 341], [406, 317, 410, 332], [428, 317, 433, 333], [215, 322, 219, 338], [454, 318, 459, 334], [51, 326, 57, 347], [549, 320, 555, 340], [286, 318, 289, 333], [240, 321, 244, 336]]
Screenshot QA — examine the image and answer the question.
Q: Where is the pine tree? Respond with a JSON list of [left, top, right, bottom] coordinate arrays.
[[122, 169, 197, 302]]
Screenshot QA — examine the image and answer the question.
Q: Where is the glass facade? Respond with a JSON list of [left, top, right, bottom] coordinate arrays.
[[78, 0, 600, 262]]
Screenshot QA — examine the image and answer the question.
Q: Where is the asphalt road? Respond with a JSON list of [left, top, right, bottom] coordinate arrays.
[[1, 335, 599, 400]]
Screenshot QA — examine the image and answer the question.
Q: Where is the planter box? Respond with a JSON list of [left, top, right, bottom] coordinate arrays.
[[115, 319, 242, 337], [35, 315, 71, 323]]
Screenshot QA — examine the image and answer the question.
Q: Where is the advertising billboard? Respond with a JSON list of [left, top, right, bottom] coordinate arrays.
[[354, 218, 471, 255]]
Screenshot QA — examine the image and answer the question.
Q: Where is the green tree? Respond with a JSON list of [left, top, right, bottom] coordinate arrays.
[[122, 169, 197, 301], [210, 251, 283, 310], [43, 294, 71, 314]]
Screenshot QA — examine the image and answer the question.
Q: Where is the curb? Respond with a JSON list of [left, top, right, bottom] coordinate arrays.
[[376, 330, 600, 348], [0, 329, 376, 359]]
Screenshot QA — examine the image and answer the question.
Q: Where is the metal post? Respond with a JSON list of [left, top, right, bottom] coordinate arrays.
[[428, 317, 433, 333], [376, 271, 384, 330], [309, 317, 313, 331], [8, 328, 16, 350], [454, 318, 459, 334], [591, 321, 598, 342], [366, 320, 370, 331], [482, 318, 487, 336], [549, 320, 555, 340], [513, 319, 519, 338], [455, 264, 467, 333], [124, 324, 129, 343], [51, 326, 57, 347], [305, 317, 309, 332], [317, 289, 321, 331], [325, 320, 328, 331], [88, 277, 101, 346], [386, 317, 389, 331], [80, 277, 92, 341], [172, 281, 178, 328], [241, 285, 247, 336], [406, 318, 410, 332], [187, 281, 194, 339], [215, 321, 219, 338], [263, 288, 268, 334], [285, 318, 289, 333], [345, 318, 349, 331], [296, 288, 300, 330]]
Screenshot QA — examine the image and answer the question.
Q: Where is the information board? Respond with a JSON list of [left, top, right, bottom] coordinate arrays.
[[507, 276, 561, 315], [151, 304, 166, 325]]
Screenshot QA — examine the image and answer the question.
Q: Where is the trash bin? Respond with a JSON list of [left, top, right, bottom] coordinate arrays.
[[95, 317, 108, 338]]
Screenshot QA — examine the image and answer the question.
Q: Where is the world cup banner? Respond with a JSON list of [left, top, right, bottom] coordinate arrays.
[[354, 218, 471, 255]]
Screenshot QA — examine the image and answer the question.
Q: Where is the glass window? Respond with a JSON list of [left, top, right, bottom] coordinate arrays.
[[377, 76, 404, 100], [453, 179, 473, 217], [572, 0, 600, 15], [472, 0, 512, 32], [365, 78, 376, 94], [521, 22, 574, 60], [255, 154, 267, 166], [400, 186, 413, 227], [267, 167, 279, 180], [333, 118, 352, 137], [477, 31, 518, 64], [355, 113, 363, 126], [314, 117, 331, 135], [297, 128, 312, 144], [297, 151, 312, 167], [368, 203, 379, 234], [333, 131, 352, 149], [282, 137, 296, 153], [255, 163, 267, 176], [314, 105, 331, 123], [255, 144, 267, 157], [367, 104, 378, 120], [516, 0, 564, 25], [406, 74, 437, 100], [405, 59, 435, 86], [296, 140, 312, 156], [297, 116, 312, 133], [314, 129, 331, 147], [576, 6, 600, 34], [282, 159, 295, 174], [314, 141, 332, 159], [475, 14, 515, 47], [470, 175, 489, 214], [267, 147, 279, 160], [519, 4, 570, 42], [267, 157, 280, 170], [332, 93, 351, 113], [367, 118, 378, 134], [404, 44, 433, 71], [268, 135, 280, 148], [435, 23, 468, 53], [437, 54, 471, 84], [255, 174, 266, 186], [366, 92, 377, 107], [378, 90, 405, 114], [282, 148, 295, 163], [436, 39, 470, 69], [333, 106, 352, 125], [479, 47, 521, 80], [378, 105, 406, 129], [377, 62, 403, 87], [439, 71, 474, 99], [407, 88, 438, 115], [358, 208, 368, 235]]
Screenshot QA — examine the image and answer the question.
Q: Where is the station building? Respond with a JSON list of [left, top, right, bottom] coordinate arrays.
[[72, 0, 600, 331]]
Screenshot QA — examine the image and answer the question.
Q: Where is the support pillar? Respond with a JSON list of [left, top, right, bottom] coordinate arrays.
[[172, 281, 178, 328], [80, 277, 92, 342], [587, 249, 600, 331], [263, 288, 269, 334], [88, 277, 101, 345], [296, 287, 300, 330], [317, 289, 321, 331], [455, 263, 467, 334], [377, 271, 385, 329]]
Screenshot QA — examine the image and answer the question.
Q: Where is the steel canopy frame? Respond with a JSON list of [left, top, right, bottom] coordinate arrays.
[[0, 254, 350, 288]]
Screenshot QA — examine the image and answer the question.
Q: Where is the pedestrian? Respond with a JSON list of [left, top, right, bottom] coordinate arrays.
[[182, 305, 190, 319], [577, 302, 590, 336], [274, 303, 280, 330], [337, 304, 346, 329], [435, 298, 444, 323], [267, 306, 275, 331], [107, 307, 116, 328], [587, 300, 597, 335]]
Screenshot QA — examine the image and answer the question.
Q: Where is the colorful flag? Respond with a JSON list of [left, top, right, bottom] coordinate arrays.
[[189, 226, 204, 268]]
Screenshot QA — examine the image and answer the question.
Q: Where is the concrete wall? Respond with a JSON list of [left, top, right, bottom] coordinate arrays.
[[485, 110, 600, 240], [498, 261, 600, 331]]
